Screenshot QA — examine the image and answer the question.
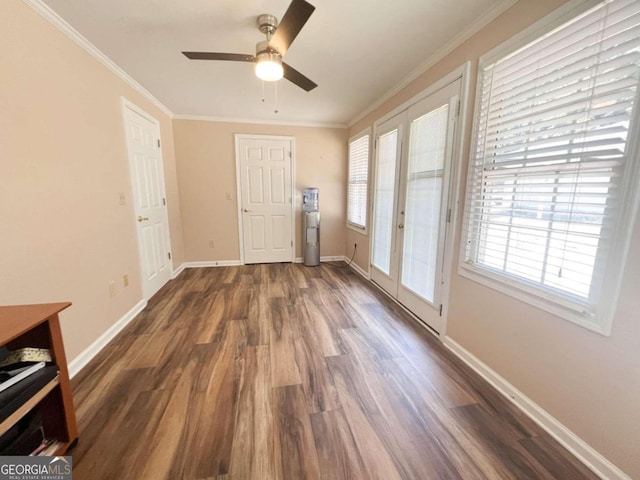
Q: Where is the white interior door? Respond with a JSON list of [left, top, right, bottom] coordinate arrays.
[[237, 135, 294, 264], [371, 80, 460, 332], [123, 101, 172, 299]]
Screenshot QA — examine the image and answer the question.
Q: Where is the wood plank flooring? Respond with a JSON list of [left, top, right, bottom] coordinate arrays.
[[70, 264, 598, 480]]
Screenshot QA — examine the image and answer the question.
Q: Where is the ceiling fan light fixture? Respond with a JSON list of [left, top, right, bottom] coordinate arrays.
[[255, 51, 284, 81]]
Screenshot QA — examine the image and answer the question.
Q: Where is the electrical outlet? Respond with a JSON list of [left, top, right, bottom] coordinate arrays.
[[123, 274, 129, 287], [109, 281, 117, 297], [208, 240, 215, 248], [118, 192, 126, 205]]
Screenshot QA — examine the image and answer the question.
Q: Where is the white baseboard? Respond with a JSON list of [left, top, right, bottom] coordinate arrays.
[[172, 263, 186, 278], [443, 336, 631, 480], [321, 255, 347, 262], [184, 260, 242, 268], [348, 261, 370, 279], [68, 299, 147, 378], [294, 255, 347, 263], [185, 257, 348, 267]]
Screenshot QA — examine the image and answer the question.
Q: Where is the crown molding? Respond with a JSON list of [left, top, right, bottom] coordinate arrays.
[[22, 0, 174, 118], [23, 0, 516, 129], [347, 0, 518, 128], [173, 114, 347, 129]]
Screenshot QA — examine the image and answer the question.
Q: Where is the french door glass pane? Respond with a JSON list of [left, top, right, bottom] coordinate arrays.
[[401, 105, 449, 302], [372, 129, 399, 275]]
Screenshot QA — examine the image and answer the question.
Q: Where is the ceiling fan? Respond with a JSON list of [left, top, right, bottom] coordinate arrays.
[[182, 0, 317, 92]]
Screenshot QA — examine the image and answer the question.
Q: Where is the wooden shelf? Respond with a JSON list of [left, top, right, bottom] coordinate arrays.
[[0, 303, 77, 455], [0, 376, 60, 436]]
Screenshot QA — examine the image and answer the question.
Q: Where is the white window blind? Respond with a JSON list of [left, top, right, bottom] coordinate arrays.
[[348, 134, 370, 229], [462, 0, 640, 331]]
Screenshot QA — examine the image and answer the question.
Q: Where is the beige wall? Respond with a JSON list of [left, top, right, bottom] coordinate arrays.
[[348, 0, 639, 477], [173, 120, 347, 262], [5, 0, 638, 475], [1, 1, 184, 360]]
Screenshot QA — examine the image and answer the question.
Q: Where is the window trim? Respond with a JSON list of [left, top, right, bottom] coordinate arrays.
[[347, 128, 371, 233], [458, 0, 640, 336]]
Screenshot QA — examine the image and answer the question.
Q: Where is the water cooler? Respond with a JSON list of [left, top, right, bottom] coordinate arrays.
[[302, 188, 320, 266]]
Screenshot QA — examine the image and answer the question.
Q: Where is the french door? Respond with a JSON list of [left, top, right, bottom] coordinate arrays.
[[371, 79, 460, 332]]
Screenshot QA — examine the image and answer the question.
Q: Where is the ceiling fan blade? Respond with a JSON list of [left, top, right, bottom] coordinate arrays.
[[182, 52, 255, 62], [268, 0, 315, 57], [283, 62, 317, 91]]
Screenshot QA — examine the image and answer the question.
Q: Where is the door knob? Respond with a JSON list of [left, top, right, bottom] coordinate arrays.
[[243, 208, 251, 212], [398, 223, 404, 229], [137, 216, 149, 222]]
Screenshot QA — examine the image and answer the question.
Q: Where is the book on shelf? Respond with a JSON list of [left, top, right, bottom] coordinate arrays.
[[37, 440, 63, 456], [31, 438, 56, 456], [0, 347, 52, 368], [0, 365, 59, 423], [0, 410, 44, 456], [0, 362, 46, 392]]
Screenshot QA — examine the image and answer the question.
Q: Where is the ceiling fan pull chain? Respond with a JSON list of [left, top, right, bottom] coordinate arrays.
[[261, 80, 265, 102], [274, 81, 279, 114]]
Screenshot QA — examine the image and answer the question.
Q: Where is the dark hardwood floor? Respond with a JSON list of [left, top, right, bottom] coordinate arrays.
[[70, 263, 598, 479]]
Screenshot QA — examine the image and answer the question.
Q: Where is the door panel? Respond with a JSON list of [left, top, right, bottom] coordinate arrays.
[[371, 114, 404, 295], [271, 168, 286, 204], [272, 215, 286, 250], [400, 103, 450, 303], [238, 136, 293, 264], [250, 217, 266, 250], [124, 103, 172, 299], [370, 80, 460, 332]]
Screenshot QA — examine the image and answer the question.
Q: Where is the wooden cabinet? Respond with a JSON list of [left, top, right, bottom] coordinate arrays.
[[0, 303, 78, 454]]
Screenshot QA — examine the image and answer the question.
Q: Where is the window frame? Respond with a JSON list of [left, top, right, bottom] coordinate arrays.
[[458, 0, 640, 335], [347, 129, 371, 233]]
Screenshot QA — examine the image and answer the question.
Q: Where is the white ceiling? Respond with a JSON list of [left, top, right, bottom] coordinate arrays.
[[41, 0, 511, 126]]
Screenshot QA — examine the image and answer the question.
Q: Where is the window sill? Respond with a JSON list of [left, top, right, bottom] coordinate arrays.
[[457, 262, 611, 336], [346, 222, 368, 235]]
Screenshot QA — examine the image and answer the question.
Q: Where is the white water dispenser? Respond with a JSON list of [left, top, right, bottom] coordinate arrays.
[[302, 188, 320, 266]]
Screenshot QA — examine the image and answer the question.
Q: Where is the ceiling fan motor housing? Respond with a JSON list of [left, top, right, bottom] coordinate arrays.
[[256, 40, 280, 57]]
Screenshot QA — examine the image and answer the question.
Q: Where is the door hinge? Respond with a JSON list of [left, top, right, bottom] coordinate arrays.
[[456, 100, 461, 117], [162, 197, 166, 206], [157, 139, 161, 148], [446, 208, 452, 223], [291, 240, 293, 247], [168, 252, 171, 260], [439, 304, 443, 316]]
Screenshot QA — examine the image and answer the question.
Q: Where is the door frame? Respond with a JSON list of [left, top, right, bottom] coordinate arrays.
[[369, 62, 471, 336], [121, 97, 173, 298], [234, 134, 296, 265]]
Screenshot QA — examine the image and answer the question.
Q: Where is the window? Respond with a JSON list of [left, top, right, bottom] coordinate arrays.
[[347, 131, 370, 230], [461, 0, 640, 334]]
